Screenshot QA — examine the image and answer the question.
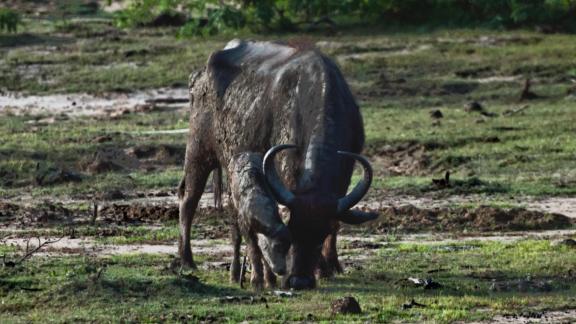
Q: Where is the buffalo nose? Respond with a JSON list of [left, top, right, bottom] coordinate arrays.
[[288, 276, 315, 290]]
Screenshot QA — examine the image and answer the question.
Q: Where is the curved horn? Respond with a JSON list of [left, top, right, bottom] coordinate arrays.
[[337, 151, 373, 213], [263, 144, 297, 206]]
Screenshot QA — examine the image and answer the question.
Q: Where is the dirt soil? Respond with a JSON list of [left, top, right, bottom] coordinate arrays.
[[2, 197, 573, 234], [367, 142, 431, 176], [0, 88, 188, 118], [471, 309, 576, 324], [360, 205, 574, 233]]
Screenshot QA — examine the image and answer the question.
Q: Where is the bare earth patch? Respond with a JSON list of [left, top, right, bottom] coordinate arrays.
[[0, 88, 188, 117], [469, 309, 576, 323], [361, 204, 573, 233]]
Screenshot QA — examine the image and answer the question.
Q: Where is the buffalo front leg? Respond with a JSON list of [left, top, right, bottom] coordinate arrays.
[[317, 231, 343, 278], [178, 166, 212, 269]]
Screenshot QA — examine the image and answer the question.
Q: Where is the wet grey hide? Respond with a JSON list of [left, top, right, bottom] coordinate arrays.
[[178, 39, 376, 290]]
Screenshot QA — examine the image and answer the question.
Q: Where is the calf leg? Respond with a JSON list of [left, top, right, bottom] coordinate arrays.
[[229, 220, 242, 283], [178, 164, 213, 269], [247, 233, 264, 291], [263, 259, 277, 289]]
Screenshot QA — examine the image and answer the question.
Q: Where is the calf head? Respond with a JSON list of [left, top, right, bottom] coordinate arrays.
[[263, 145, 378, 290], [228, 152, 292, 275]]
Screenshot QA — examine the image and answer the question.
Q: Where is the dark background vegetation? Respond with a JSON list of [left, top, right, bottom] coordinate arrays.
[[115, 0, 576, 35], [2, 0, 576, 35]]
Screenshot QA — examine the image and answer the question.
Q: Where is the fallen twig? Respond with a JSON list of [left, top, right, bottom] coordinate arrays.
[[3, 235, 64, 267], [503, 105, 530, 116], [402, 299, 427, 309]]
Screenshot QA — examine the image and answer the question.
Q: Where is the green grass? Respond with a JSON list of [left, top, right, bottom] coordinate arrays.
[[1, 239, 575, 322], [361, 100, 576, 196], [0, 111, 188, 198]]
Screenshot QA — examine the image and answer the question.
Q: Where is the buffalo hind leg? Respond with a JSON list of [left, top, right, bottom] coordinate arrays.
[[178, 165, 212, 269]]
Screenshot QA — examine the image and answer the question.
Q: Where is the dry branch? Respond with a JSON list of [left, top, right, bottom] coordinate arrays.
[[2, 235, 64, 267], [504, 105, 530, 116]]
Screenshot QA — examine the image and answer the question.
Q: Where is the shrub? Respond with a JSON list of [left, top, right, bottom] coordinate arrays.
[[112, 0, 576, 35], [0, 8, 21, 33]]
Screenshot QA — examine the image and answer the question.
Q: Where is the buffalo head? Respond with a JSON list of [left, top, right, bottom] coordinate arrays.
[[263, 144, 377, 290]]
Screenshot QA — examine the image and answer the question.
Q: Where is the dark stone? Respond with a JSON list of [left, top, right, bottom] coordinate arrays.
[[331, 296, 362, 315], [429, 109, 443, 119], [465, 101, 484, 112]]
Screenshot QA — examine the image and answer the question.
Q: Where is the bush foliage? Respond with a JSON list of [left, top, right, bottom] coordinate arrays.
[[112, 0, 576, 35], [0, 8, 21, 33]]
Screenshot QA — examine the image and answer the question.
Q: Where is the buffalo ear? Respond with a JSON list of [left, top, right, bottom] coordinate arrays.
[[337, 209, 379, 225]]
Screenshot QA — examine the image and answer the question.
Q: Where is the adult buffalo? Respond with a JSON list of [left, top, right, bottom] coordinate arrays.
[[179, 39, 377, 290]]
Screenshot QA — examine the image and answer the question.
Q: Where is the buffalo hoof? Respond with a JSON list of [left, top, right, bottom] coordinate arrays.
[[317, 258, 343, 279], [251, 277, 264, 291], [288, 276, 316, 290]]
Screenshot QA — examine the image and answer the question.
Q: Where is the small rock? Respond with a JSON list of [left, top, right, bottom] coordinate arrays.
[[429, 109, 443, 119], [407, 277, 443, 289], [331, 296, 362, 315], [98, 189, 125, 200], [92, 135, 113, 143], [481, 111, 498, 117], [273, 290, 297, 298], [552, 238, 576, 247], [465, 101, 484, 112]]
